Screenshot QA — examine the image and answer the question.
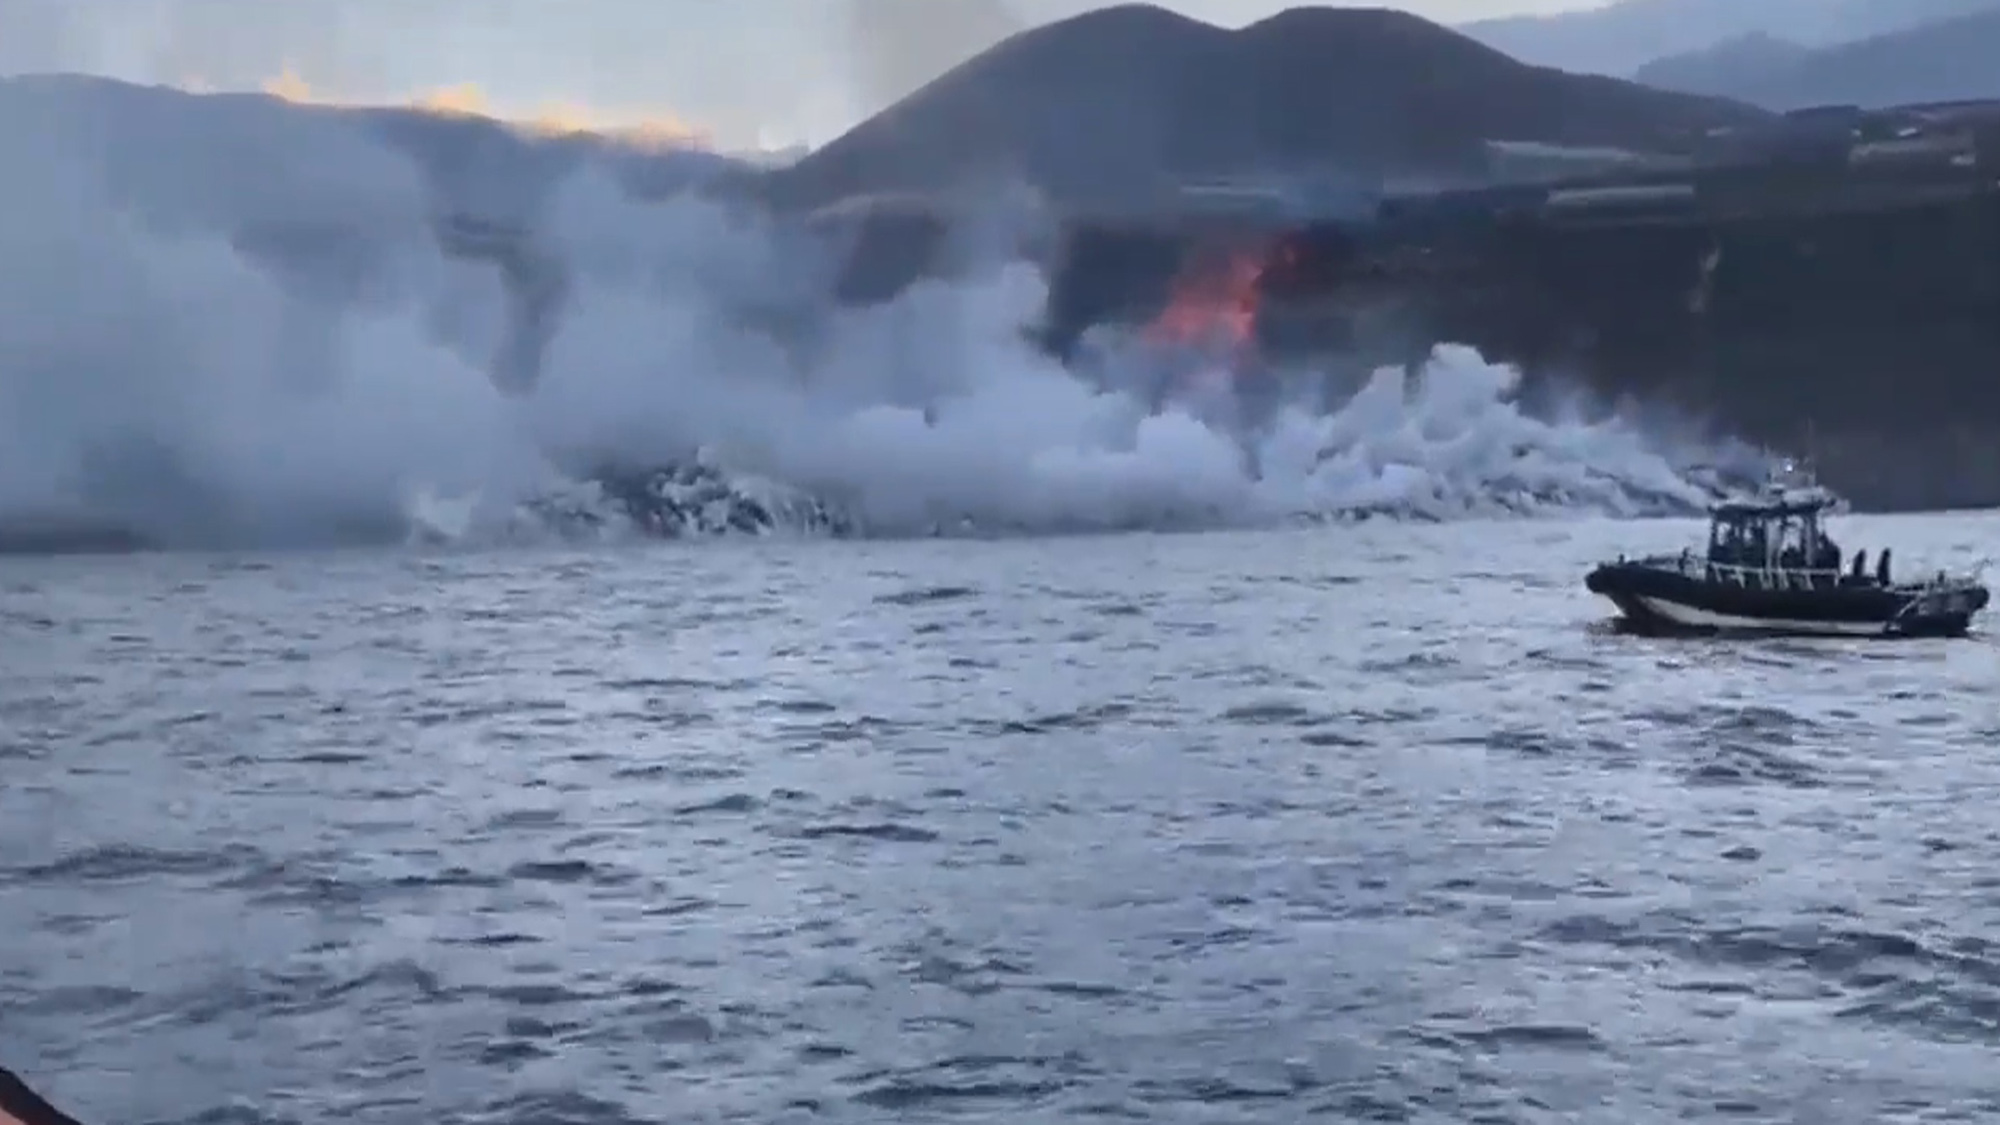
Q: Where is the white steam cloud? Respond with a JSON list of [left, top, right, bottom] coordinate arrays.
[[0, 77, 1765, 552]]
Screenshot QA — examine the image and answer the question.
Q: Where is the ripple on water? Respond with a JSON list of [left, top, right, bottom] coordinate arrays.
[[8, 518, 2000, 1123], [873, 585, 980, 608]]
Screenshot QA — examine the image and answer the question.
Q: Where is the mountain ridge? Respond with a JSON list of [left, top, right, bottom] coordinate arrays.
[[1634, 33, 1813, 100], [1461, 0, 2000, 77], [763, 3, 1765, 212], [1632, 8, 2000, 108]]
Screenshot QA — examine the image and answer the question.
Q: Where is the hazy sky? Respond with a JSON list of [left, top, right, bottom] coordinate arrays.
[[0, 0, 1603, 148]]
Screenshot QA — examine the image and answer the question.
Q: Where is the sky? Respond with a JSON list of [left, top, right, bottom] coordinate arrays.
[[0, 0, 1603, 149]]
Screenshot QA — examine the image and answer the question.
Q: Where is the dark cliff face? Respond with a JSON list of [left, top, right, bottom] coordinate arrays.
[[1453, 192, 2000, 512], [761, 4, 1765, 212], [1031, 170, 2000, 511]]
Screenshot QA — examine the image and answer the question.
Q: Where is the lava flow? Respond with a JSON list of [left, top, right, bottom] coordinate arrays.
[[1145, 243, 1269, 354], [1140, 241, 1273, 399]]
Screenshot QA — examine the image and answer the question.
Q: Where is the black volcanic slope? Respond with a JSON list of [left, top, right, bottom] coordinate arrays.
[[765, 4, 1767, 211]]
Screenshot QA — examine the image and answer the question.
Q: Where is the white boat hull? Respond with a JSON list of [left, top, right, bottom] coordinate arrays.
[[1632, 595, 1896, 637]]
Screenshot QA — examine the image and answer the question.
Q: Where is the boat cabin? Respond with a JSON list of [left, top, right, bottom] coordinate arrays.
[[1703, 489, 1889, 586], [1704, 488, 1840, 576], [1707, 495, 1840, 570]]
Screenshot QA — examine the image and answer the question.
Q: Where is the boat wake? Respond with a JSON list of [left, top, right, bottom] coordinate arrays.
[[0, 76, 1777, 553]]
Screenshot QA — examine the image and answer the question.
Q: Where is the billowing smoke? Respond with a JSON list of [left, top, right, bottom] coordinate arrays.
[[0, 77, 1767, 552]]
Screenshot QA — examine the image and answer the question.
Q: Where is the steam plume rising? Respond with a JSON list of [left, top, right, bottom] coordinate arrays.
[[0, 77, 1765, 552]]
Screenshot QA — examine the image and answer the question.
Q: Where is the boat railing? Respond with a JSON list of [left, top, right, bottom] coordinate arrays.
[[1666, 549, 1847, 590], [1653, 549, 1981, 592]]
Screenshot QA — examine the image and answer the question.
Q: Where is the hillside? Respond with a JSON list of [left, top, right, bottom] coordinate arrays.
[[1634, 33, 1813, 99], [764, 4, 1765, 212], [1635, 9, 2000, 108], [1462, 0, 2000, 77]]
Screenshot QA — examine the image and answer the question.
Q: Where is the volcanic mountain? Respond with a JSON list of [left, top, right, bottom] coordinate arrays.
[[763, 3, 1768, 212]]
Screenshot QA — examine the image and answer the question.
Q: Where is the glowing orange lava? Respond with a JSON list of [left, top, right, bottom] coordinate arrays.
[[258, 65, 712, 150], [1144, 244, 1268, 358], [1141, 243, 1271, 400]]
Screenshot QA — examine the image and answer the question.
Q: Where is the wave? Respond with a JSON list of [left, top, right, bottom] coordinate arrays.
[[0, 75, 1775, 554]]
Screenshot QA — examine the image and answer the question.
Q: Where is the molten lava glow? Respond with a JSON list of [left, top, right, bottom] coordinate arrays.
[[1145, 246, 1268, 356], [257, 65, 713, 150], [1143, 244, 1270, 398]]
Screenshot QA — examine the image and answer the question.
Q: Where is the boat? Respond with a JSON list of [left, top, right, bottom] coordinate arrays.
[[1585, 462, 1989, 638], [1, 1066, 82, 1125]]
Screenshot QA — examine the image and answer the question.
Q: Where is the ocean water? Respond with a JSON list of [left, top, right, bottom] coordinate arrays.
[[6, 513, 2000, 1125]]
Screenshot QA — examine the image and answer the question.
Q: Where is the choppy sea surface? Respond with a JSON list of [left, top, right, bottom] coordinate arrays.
[[5, 513, 2000, 1125]]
